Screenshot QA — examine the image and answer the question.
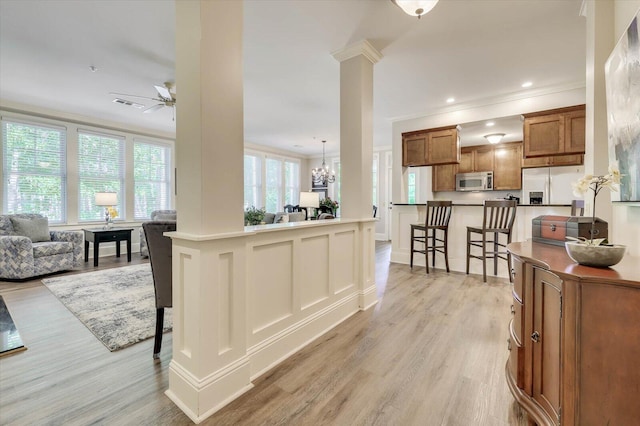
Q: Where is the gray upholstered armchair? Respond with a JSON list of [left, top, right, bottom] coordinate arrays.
[[139, 210, 176, 257], [0, 214, 83, 279], [142, 221, 176, 359]]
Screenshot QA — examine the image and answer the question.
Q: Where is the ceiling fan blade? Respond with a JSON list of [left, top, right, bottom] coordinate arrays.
[[143, 104, 165, 114], [154, 85, 172, 101], [109, 92, 158, 101]]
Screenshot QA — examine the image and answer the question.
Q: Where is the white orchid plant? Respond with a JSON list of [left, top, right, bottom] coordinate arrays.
[[569, 164, 621, 246]]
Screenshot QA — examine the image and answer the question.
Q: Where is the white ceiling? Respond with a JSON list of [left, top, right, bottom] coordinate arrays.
[[0, 0, 586, 156]]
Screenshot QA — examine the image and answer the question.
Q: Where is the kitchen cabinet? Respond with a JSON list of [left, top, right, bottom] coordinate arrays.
[[493, 142, 522, 190], [457, 146, 494, 173], [433, 142, 521, 191], [522, 153, 583, 168], [506, 241, 640, 426], [402, 125, 460, 167], [432, 163, 457, 192], [522, 105, 585, 158]]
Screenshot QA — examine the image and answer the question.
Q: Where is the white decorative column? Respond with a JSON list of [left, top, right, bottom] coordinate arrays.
[[167, 1, 251, 423], [585, 0, 615, 224], [332, 40, 382, 310]]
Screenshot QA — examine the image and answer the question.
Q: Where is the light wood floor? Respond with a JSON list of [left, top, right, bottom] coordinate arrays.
[[0, 243, 528, 425]]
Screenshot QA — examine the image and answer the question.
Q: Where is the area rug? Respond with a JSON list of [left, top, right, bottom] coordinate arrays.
[[42, 264, 172, 351]]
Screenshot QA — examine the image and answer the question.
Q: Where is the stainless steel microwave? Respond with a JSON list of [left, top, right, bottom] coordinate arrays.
[[456, 171, 494, 191]]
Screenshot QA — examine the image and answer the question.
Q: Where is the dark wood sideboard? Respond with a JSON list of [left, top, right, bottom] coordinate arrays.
[[506, 241, 640, 426]]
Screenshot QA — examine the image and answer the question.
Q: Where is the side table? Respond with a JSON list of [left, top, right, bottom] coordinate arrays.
[[83, 228, 133, 267]]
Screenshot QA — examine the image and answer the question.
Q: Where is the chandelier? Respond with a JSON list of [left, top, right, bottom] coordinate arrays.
[[312, 140, 335, 186]]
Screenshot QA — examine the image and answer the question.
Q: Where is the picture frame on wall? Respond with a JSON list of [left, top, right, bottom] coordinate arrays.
[[605, 8, 640, 202]]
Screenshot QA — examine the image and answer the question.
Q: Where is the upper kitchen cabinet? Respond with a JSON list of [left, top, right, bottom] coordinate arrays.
[[402, 125, 460, 167], [494, 142, 522, 190], [522, 104, 586, 158], [457, 145, 494, 173]]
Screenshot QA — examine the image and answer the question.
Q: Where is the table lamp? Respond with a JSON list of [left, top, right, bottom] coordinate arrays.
[[299, 191, 320, 220], [95, 192, 118, 229]]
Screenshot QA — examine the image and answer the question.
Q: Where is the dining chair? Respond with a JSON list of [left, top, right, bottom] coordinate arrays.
[[466, 200, 517, 283], [142, 221, 176, 359], [410, 200, 453, 273]]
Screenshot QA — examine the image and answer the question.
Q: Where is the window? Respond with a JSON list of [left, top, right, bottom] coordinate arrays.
[[244, 154, 262, 209], [134, 140, 172, 219], [265, 158, 282, 213], [284, 160, 300, 206], [372, 154, 379, 208], [407, 171, 417, 204], [78, 131, 125, 221], [1, 119, 67, 222]]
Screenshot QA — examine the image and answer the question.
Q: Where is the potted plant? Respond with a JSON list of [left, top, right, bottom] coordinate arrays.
[[319, 197, 339, 215], [566, 164, 626, 267], [244, 206, 266, 226]]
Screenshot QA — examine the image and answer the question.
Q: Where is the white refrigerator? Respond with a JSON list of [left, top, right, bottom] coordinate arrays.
[[521, 166, 584, 204]]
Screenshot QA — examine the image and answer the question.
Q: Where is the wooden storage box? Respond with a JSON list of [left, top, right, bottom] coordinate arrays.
[[532, 215, 608, 246]]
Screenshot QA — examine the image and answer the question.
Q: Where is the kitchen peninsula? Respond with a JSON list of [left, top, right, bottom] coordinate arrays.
[[390, 202, 574, 279]]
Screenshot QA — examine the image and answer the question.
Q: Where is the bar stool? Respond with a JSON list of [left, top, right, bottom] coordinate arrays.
[[466, 200, 517, 283], [410, 200, 453, 273], [571, 199, 585, 216]]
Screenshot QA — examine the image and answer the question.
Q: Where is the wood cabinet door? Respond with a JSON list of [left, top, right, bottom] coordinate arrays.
[[457, 148, 474, 173], [427, 129, 459, 165], [402, 134, 427, 166], [493, 143, 522, 190], [432, 163, 457, 192], [563, 109, 586, 154], [524, 114, 564, 158], [532, 268, 562, 424], [474, 146, 494, 172]]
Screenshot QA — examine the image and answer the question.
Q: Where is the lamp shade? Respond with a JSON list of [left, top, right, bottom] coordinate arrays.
[[299, 191, 320, 208], [95, 192, 118, 206]]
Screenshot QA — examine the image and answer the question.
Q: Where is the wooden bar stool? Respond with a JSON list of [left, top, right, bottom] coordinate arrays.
[[466, 200, 517, 283], [410, 200, 453, 273], [571, 199, 585, 216]]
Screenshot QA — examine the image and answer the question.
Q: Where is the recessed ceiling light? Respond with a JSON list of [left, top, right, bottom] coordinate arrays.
[[486, 121, 495, 127], [446, 97, 455, 103], [521, 81, 533, 88], [89, 65, 98, 73]]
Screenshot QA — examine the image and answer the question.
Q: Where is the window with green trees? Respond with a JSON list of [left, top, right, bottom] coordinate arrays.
[[134, 140, 172, 219], [1, 119, 67, 222], [78, 131, 124, 222]]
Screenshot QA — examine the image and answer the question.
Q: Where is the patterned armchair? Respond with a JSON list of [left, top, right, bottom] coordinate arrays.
[[0, 214, 83, 280]]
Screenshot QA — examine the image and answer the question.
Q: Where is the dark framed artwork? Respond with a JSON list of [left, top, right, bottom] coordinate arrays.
[[312, 187, 327, 200], [605, 8, 640, 202]]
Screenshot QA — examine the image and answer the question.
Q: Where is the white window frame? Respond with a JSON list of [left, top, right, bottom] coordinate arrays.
[[1, 117, 67, 222], [77, 129, 125, 223], [133, 138, 173, 220]]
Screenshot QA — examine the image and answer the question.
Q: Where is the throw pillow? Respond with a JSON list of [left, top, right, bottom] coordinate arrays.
[[274, 212, 288, 224], [276, 214, 289, 223], [9, 216, 51, 242]]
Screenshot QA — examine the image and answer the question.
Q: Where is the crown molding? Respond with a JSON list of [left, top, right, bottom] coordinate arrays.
[[331, 39, 383, 64]]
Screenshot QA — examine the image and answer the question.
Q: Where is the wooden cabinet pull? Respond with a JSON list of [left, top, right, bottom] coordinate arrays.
[[531, 331, 540, 343]]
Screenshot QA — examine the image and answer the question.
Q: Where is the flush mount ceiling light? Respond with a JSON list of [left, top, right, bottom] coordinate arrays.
[[484, 133, 506, 144], [521, 81, 533, 88], [391, 0, 439, 19], [446, 97, 455, 103]]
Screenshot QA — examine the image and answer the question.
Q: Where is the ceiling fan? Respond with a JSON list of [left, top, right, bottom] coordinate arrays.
[[110, 82, 176, 120]]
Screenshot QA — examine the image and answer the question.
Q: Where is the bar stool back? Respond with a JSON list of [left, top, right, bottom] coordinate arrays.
[[571, 199, 585, 216], [466, 200, 517, 282], [410, 200, 453, 273]]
